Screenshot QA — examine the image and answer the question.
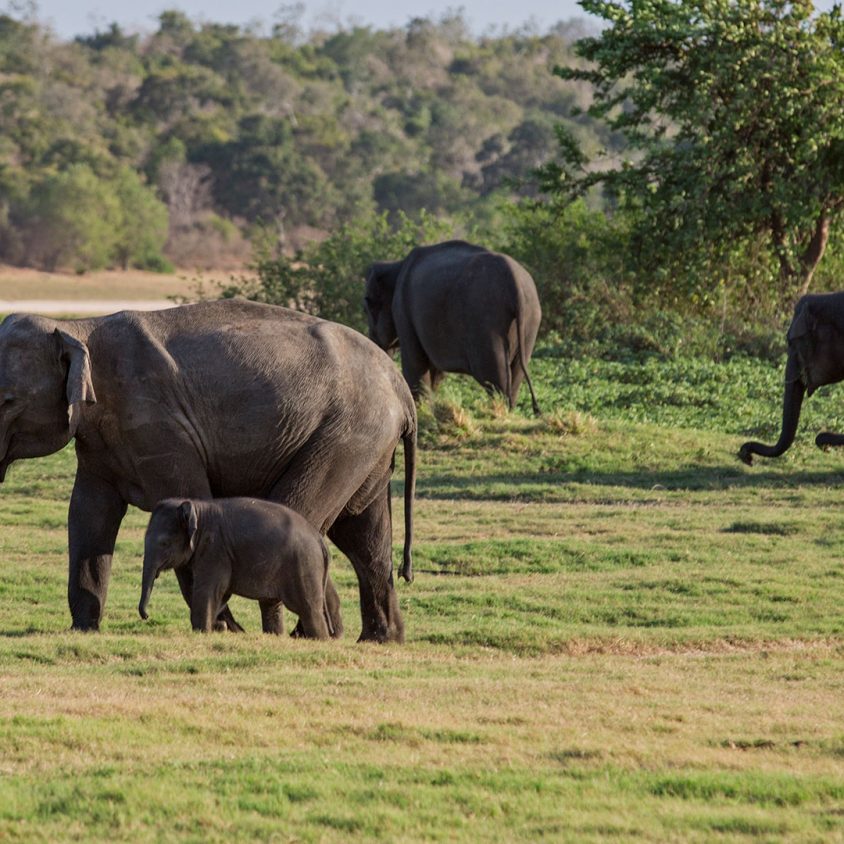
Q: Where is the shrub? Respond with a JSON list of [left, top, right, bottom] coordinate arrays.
[[227, 211, 454, 332]]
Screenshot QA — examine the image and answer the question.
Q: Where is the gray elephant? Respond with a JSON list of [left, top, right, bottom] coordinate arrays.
[[364, 240, 542, 414], [740, 292, 844, 464], [139, 497, 334, 638], [0, 299, 416, 642]]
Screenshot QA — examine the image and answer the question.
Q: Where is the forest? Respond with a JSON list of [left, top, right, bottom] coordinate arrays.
[[1, 1, 843, 353], [0, 9, 605, 267]]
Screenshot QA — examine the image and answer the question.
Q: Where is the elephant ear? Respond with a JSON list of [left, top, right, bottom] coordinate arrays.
[[366, 261, 401, 302], [54, 330, 96, 437], [787, 300, 818, 344], [179, 500, 199, 553]]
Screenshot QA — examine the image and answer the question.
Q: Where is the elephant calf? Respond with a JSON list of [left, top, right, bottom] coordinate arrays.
[[139, 498, 334, 638]]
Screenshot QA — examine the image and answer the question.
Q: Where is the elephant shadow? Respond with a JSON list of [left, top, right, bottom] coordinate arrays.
[[412, 463, 844, 500]]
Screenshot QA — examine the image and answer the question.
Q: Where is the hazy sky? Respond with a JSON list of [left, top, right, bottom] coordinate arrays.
[[21, 0, 593, 38]]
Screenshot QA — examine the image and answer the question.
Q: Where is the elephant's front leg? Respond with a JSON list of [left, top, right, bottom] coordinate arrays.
[[68, 468, 128, 631], [260, 600, 284, 634], [328, 484, 404, 643], [189, 574, 227, 633]]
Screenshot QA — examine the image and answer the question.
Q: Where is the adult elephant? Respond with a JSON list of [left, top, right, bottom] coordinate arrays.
[[364, 240, 542, 414], [0, 299, 416, 642], [739, 292, 844, 465]]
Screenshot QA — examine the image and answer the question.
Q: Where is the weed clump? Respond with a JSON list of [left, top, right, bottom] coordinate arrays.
[[543, 410, 598, 437], [418, 397, 478, 446]]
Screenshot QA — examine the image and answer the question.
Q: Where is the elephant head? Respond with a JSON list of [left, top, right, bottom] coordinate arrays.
[[363, 261, 402, 352], [139, 499, 198, 620], [0, 315, 96, 481], [739, 294, 844, 464]]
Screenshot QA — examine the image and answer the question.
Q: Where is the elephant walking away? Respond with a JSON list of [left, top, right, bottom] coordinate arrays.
[[365, 240, 542, 414], [139, 498, 335, 638], [740, 293, 844, 465], [0, 300, 416, 642]]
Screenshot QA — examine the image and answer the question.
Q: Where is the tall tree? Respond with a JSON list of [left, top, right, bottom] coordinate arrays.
[[540, 0, 844, 302]]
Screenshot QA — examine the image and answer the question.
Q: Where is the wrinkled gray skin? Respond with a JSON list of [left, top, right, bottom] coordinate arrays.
[[140, 498, 334, 638], [0, 300, 416, 642], [740, 293, 844, 465], [365, 240, 542, 414]]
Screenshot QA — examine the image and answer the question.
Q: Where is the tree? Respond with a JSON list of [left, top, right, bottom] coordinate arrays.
[[22, 164, 120, 271], [540, 0, 844, 304], [111, 167, 170, 270]]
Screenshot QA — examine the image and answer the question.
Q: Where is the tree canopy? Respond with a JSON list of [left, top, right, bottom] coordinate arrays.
[[541, 0, 844, 304]]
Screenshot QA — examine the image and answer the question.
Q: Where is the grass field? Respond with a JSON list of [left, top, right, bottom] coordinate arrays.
[[1, 345, 844, 841]]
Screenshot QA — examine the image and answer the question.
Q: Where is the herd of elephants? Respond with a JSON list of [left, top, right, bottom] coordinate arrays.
[[0, 239, 834, 641]]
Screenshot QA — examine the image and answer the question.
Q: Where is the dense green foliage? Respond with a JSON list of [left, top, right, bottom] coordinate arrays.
[[226, 212, 454, 332], [540, 0, 844, 310], [0, 9, 610, 272]]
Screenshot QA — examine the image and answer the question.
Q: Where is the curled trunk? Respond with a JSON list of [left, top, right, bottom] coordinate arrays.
[[739, 353, 805, 465]]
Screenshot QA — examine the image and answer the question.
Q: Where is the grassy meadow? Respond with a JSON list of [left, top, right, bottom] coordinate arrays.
[[2, 346, 844, 841]]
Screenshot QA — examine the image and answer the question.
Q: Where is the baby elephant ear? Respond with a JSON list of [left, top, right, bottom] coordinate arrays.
[[179, 501, 198, 552], [54, 330, 96, 437]]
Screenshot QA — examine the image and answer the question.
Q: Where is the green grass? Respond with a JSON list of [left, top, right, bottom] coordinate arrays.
[[2, 347, 844, 840]]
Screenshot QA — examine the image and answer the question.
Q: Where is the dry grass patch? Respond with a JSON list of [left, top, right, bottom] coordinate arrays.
[[0, 266, 244, 301]]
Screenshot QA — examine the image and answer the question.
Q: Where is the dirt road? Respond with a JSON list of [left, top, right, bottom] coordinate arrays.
[[0, 299, 177, 315]]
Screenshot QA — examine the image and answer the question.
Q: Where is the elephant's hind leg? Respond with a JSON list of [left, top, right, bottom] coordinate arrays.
[[328, 485, 404, 644], [289, 601, 331, 640], [469, 339, 512, 407]]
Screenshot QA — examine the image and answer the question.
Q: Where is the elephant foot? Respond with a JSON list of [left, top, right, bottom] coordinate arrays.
[[357, 614, 405, 644], [69, 599, 104, 632], [216, 605, 245, 633], [70, 620, 100, 632]]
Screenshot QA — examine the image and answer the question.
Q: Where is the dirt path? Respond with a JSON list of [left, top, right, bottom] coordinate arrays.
[[0, 299, 177, 315]]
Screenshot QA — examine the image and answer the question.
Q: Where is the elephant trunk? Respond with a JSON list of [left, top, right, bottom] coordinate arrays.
[[738, 352, 805, 465], [139, 560, 158, 620]]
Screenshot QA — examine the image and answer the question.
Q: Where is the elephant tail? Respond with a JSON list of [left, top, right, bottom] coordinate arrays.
[[399, 417, 417, 583], [514, 293, 541, 416], [320, 540, 335, 638]]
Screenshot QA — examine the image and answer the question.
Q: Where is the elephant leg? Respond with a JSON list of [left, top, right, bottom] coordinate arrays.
[[509, 358, 526, 408], [429, 366, 445, 392], [469, 340, 511, 406], [189, 573, 227, 633], [328, 484, 404, 644], [289, 578, 343, 638], [397, 327, 432, 400], [68, 468, 128, 631], [291, 602, 331, 640], [260, 599, 285, 635], [171, 540, 244, 633]]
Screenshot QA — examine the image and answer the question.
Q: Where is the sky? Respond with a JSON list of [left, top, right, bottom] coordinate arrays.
[[17, 0, 595, 39]]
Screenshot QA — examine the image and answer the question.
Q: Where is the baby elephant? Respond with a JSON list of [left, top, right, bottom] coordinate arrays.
[[139, 497, 334, 638]]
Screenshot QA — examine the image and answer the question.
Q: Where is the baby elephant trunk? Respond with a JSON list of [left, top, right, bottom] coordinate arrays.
[[138, 561, 157, 620]]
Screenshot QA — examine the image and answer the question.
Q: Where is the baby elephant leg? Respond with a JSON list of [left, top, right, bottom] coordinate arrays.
[[260, 599, 285, 635], [290, 598, 331, 640]]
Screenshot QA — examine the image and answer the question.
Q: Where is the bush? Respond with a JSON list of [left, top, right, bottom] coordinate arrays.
[[111, 167, 170, 271], [226, 211, 455, 332], [22, 164, 121, 271], [14, 164, 172, 273], [495, 199, 634, 342]]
